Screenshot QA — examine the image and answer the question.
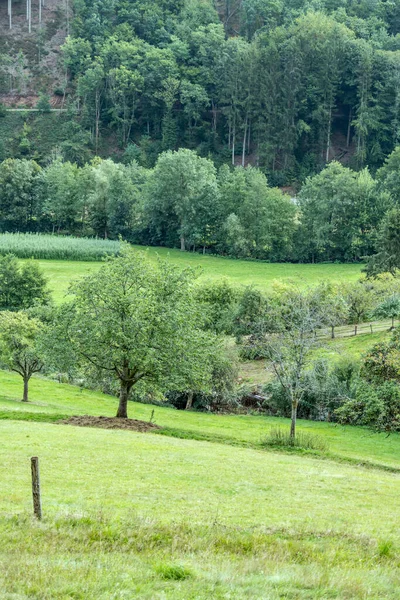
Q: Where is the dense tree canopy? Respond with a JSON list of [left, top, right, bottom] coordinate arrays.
[[4, 0, 400, 182], [55, 0, 400, 181]]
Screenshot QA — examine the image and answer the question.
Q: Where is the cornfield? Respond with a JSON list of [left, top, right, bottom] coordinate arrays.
[[0, 233, 121, 261]]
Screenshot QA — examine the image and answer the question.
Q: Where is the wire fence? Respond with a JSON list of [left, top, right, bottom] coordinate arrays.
[[316, 319, 395, 340]]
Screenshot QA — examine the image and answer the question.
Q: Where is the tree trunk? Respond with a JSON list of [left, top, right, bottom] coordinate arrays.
[[185, 391, 194, 410], [242, 117, 248, 167], [23, 376, 29, 402], [331, 325, 335, 339], [325, 104, 332, 163], [290, 402, 297, 439], [180, 235, 186, 252], [354, 324, 358, 336], [116, 381, 130, 418], [232, 123, 235, 165], [347, 107, 352, 148]]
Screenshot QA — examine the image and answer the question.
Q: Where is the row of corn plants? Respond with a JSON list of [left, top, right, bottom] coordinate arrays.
[[0, 233, 121, 261]]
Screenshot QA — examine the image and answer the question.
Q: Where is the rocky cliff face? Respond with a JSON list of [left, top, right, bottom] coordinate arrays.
[[0, 0, 69, 103]]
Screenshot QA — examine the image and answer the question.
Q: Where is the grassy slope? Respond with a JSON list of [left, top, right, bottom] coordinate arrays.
[[1, 370, 399, 470], [32, 247, 363, 302], [2, 253, 396, 597], [1, 409, 400, 597]]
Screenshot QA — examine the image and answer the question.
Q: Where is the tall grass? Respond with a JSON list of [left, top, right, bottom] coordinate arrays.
[[262, 426, 329, 451], [0, 233, 120, 261]]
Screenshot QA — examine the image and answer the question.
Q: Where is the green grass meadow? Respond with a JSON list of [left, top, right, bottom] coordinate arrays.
[[1, 371, 400, 598], [29, 245, 363, 302], [1, 247, 398, 598]]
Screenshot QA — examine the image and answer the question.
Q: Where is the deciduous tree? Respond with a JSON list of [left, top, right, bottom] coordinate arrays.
[[50, 247, 217, 418]]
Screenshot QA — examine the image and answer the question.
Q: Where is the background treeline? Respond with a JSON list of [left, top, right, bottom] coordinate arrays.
[[56, 0, 400, 183], [3, 145, 400, 262]]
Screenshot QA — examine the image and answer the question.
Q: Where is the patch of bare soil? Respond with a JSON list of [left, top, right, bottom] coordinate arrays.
[[58, 415, 161, 432]]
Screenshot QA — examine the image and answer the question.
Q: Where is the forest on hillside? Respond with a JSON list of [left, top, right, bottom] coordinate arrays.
[[54, 0, 400, 180], [3, 0, 400, 180], [2, 0, 400, 263]]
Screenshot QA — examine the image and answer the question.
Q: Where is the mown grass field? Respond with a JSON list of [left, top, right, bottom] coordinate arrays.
[[1, 372, 400, 598], [29, 245, 363, 302]]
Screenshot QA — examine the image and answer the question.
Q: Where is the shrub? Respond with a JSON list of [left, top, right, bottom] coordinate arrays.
[[196, 279, 239, 334], [233, 286, 271, 338], [0, 254, 50, 310], [261, 427, 328, 451], [336, 380, 400, 433]]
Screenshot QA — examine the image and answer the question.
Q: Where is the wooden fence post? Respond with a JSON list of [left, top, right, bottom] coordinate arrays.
[[31, 456, 42, 520]]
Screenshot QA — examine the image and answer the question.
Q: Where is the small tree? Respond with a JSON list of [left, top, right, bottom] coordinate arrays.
[[312, 283, 349, 339], [37, 93, 52, 113], [362, 328, 400, 383], [0, 312, 44, 402], [365, 208, 400, 276], [49, 247, 217, 418], [0, 254, 50, 310], [262, 290, 322, 438], [372, 294, 400, 330], [345, 282, 374, 335]]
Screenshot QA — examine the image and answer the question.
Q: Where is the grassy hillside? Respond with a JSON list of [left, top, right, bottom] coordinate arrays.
[[1, 372, 400, 598], [0, 369, 399, 469], [31, 247, 363, 302]]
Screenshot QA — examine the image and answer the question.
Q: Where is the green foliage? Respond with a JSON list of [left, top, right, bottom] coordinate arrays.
[[36, 94, 52, 113], [345, 281, 375, 332], [372, 294, 400, 328], [166, 345, 239, 412], [5, 0, 400, 194], [366, 208, 400, 276], [0, 254, 49, 310], [312, 282, 349, 337], [144, 149, 219, 250], [196, 279, 239, 334], [0, 312, 44, 401], [336, 380, 400, 433], [0, 158, 41, 231], [0, 147, 398, 264], [265, 357, 360, 421], [336, 326, 400, 432], [218, 167, 297, 260], [47, 246, 218, 417], [363, 328, 400, 383], [299, 163, 391, 262]]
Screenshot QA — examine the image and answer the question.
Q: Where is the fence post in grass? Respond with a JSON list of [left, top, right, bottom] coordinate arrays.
[[31, 456, 42, 520]]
